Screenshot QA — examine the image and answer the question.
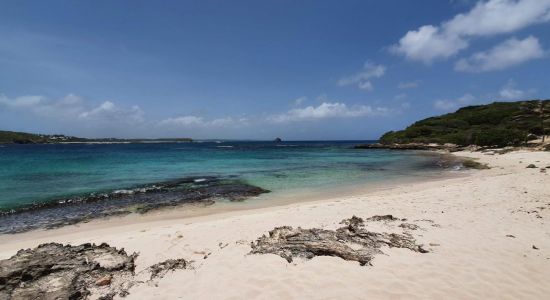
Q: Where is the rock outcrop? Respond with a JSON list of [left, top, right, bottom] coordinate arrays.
[[250, 216, 428, 266], [147, 258, 189, 280], [0, 243, 193, 300], [0, 243, 136, 300]]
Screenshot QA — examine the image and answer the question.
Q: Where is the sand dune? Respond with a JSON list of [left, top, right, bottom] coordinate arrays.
[[1, 150, 549, 299]]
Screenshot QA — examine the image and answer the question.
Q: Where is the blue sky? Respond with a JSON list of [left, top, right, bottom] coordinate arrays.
[[1, 0, 549, 140]]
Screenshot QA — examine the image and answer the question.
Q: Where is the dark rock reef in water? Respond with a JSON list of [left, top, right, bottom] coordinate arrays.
[[250, 216, 428, 266], [0, 176, 269, 234], [0, 243, 137, 300]]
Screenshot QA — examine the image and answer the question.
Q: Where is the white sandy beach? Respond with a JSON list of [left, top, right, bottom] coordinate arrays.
[[1, 150, 550, 299]]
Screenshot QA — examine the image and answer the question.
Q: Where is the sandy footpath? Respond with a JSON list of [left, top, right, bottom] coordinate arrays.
[[1, 150, 550, 299]]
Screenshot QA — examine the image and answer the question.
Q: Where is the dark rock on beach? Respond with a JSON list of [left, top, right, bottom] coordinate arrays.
[[250, 216, 427, 266], [366, 214, 402, 222], [0, 243, 137, 300], [0, 243, 195, 299], [148, 258, 190, 280], [461, 159, 491, 170], [399, 223, 420, 230]]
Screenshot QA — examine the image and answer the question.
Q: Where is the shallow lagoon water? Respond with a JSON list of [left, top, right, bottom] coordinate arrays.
[[0, 141, 454, 232]]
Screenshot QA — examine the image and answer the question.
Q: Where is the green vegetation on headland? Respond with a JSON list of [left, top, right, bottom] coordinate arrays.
[[0, 130, 192, 144], [379, 100, 550, 147]]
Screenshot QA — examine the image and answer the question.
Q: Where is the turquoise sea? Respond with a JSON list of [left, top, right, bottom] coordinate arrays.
[[0, 141, 455, 233]]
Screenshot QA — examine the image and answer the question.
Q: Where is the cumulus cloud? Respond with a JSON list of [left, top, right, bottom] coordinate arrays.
[[293, 96, 307, 106], [338, 61, 386, 91], [157, 116, 248, 128], [434, 94, 476, 111], [0, 93, 144, 126], [398, 81, 420, 89], [391, 25, 468, 63], [498, 80, 532, 100], [392, 0, 550, 63], [2, 92, 398, 138], [455, 36, 545, 72], [445, 0, 550, 36], [269, 102, 388, 123], [79, 101, 144, 124], [0, 93, 86, 118]]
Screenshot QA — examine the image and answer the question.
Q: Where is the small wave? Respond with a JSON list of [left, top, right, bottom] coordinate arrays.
[[216, 145, 234, 148], [276, 144, 298, 147]]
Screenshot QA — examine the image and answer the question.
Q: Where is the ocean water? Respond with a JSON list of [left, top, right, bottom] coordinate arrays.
[[0, 141, 455, 233]]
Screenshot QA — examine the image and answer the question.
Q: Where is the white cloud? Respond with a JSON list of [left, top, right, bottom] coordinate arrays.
[[498, 80, 532, 100], [391, 25, 468, 63], [0, 93, 83, 118], [157, 116, 204, 126], [434, 94, 476, 111], [392, 0, 550, 63], [269, 102, 388, 123], [434, 99, 458, 111], [398, 81, 420, 89], [78, 101, 144, 124], [445, 0, 550, 37], [293, 96, 307, 106], [157, 116, 248, 128], [455, 36, 545, 72], [0, 93, 144, 125], [338, 61, 386, 91], [0, 95, 44, 108]]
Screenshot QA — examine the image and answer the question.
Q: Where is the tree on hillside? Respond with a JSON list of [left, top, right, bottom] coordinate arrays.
[[513, 100, 550, 143]]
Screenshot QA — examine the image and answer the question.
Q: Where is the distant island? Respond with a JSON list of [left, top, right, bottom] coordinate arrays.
[[0, 130, 193, 144], [360, 100, 549, 149]]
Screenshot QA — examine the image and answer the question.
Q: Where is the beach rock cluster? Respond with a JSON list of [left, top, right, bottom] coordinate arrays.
[[250, 216, 428, 266], [0, 243, 137, 300], [0, 243, 193, 300], [461, 159, 491, 170], [366, 214, 404, 222], [147, 258, 189, 280]]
